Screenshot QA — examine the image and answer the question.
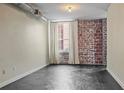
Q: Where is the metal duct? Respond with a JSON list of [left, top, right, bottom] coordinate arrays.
[[14, 3, 34, 13], [13, 3, 47, 21]]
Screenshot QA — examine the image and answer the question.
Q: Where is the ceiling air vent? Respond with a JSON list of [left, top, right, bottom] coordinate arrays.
[[33, 9, 42, 16]]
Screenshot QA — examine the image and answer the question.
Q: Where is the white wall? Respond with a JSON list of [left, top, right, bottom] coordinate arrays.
[[107, 4, 124, 89], [0, 4, 48, 87]]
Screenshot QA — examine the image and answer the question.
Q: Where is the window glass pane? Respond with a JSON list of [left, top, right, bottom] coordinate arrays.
[[57, 23, 70, 51], [63, 40, 69, 52]]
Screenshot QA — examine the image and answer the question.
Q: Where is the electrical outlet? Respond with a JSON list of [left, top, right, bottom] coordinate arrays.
[[2, 70, 5, 75]]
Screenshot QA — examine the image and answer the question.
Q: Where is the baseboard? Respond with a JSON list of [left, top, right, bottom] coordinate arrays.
[[0, 64, 49, 88], [50, 64, 106, 66], [107, 68, 124, 89]]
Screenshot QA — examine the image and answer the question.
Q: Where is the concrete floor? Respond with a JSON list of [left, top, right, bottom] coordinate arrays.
[[0, 65, 123, 90]]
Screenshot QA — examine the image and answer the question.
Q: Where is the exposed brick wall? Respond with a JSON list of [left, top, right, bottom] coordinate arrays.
[[78, 19, 107, 65]]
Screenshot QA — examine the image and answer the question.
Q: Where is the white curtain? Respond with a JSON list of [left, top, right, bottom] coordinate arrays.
[[73, 21, 80, 64], [49, 21, 79, 64], [49, 22, 57, 64], [68, 22, 74, 64]]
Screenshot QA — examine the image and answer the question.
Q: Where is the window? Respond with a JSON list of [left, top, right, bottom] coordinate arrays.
[[57, 23, 70, 53]]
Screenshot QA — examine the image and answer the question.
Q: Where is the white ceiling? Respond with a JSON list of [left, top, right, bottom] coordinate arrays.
[[31, 3, 110, 21]]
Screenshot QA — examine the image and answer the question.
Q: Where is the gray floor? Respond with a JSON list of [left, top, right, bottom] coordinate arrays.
[[0, 64, 123, 90]]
